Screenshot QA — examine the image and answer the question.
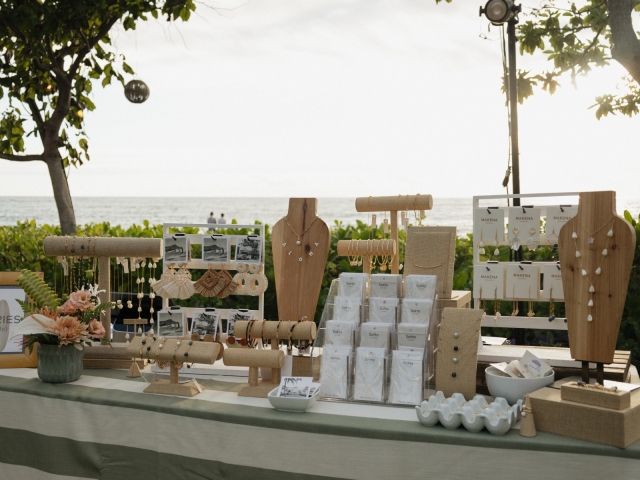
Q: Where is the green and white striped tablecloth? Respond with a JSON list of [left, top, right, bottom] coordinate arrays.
[[0, 368, 639, 480]]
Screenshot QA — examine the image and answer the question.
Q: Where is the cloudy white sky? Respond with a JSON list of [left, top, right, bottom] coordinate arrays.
[[1, 0, 638, 200]]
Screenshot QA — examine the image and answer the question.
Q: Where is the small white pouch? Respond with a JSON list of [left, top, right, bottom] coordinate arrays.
[[397, 323, 428, 349], [389, 350, 424, 406], [370, 274, 401, 298], [401, 299, 433, 325], [325, 320, 355, 346], [333, 296, 362, 324], [320, 346, 352, 400], [360, 322, 392, 351], [404, 275, 437, 300], [353, 347, 386, 403], [368, 297, 399, 324], [338, 273, 367, 299]]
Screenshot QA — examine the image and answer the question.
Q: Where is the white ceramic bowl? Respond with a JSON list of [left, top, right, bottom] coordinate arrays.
[[267, 387, 320, 413], [485, 367, 554, 405]]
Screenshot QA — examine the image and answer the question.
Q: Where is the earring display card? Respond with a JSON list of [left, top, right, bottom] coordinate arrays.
[[370, 274, 401, 298], [226, 309, 253, 337], [397, 323, 428, 349], [333, 296, 362, 324], [545, 206, 578, 244], [338, 273, 367, 299], [368, 297, 399, 324], [360, 322, 392, 351], [164, 235, 189, 263], [157, 310, 186, 338], [202, 236, 230, 263], [508, 207, 542, 247], [325, 320, 355, 346], [235, 236, 262, 264], [388, 350, 424, 406], [506, 264, 541, 300], [404, 275, 437, 301], [320, 346, 351, 400], [401, 299, 434, 325], [473, 207, 505, 246], [473, 264, 505, 299], [542, 264, 564, 300], [190, 309, 219, 338], [353, 347, 386, 403]]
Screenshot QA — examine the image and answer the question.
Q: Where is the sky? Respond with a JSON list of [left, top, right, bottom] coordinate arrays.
[[1, 0, 638, 200]]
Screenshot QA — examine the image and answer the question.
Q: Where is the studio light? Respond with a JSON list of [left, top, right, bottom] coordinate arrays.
[[479, 0, 520, 25]]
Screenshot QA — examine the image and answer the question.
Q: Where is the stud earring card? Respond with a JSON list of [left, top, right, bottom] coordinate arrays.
[[508, 207, 541, 247], [542, 264, 564, 300], [505, 264, 540, 300], [545, 206, 578, 244], [473, 264, 505, 299], [473, 207, 505, 246]]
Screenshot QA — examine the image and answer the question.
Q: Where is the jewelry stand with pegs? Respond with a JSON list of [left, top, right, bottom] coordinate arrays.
[[126, 337, 220, 397], [336, 239, 396, 274], [225, 320, 318, 397]]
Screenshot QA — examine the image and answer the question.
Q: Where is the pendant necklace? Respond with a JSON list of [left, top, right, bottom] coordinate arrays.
[[283, 215, 319, 245]]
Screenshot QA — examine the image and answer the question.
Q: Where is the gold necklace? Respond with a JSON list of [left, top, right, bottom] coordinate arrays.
[[576, 215, 616, 243], [283, 216, 319, 245]]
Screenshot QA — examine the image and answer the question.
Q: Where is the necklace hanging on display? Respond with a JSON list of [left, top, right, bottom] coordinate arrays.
[[124, 80, 150, 104]]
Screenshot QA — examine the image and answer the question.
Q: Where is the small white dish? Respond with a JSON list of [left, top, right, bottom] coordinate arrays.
[[267, 387, 320, 413]]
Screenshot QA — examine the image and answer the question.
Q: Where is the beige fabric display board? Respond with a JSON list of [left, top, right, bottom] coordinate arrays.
[[404, 226, 456, 299], [435, 308, 482, 399]]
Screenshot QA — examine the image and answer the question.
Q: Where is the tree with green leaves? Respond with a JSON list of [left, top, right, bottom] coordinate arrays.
[[0, 0, 196, 234], [440, 0, 640, 118]]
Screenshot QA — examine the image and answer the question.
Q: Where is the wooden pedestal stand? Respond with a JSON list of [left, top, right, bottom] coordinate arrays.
[[336, 239, 396, 274], [126, 337, 220, 397], [272, 199, 330, 322], [558, 191, 636, 383]]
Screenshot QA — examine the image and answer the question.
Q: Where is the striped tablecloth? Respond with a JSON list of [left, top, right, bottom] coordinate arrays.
[[0, 368, 639, 480]]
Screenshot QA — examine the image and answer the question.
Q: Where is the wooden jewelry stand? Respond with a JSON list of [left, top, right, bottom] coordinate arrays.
[[336, 239, 396, 274], [272, 199, 330, 321], [354, 194, 433, 274], [126, 337, 220, 397], [226, 320, 317, 397], [558, 191, 636, 383]]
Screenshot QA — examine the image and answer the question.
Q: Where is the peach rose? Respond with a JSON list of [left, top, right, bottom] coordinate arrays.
[[58, 300, 77, 315], [87, 319, 106, 339], [67, 290, 93, 312]]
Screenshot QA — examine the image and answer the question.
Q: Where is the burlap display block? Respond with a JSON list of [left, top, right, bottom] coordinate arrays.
[[529, 386, 640, 448], [435, 308, 482, 399], [404, 227, 456, 299], [561, 382, 631, 410]]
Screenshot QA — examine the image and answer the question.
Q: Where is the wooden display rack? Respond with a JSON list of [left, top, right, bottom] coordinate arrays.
[[336, 239, 396, 274]]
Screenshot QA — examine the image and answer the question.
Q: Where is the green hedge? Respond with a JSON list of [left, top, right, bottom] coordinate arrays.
[[1, 216, 639, 371]]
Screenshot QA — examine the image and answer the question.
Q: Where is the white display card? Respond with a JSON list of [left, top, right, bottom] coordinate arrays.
[[505, 264, 540, 300], [157, 309, 186, 338], [520, 350, 553, 378], [360, 322, 392, 351], [333, 296, 362, 324], [542, 263, 564, 300], [277, 376, 314, 398], [473, 207, 505, 247], [368, 297, 399, 324], [370, 274, 401, 298], [508, 207, 542, 249], [202, 235, 230, 263], [164, 234, 189, 263], [235, 236, 262, 264], [325, 320, 355, 346], [190, 309, 219, 339], [401, 299, 433, 325], [473, 264, 505, 299], [397, 323, 428, 349], [0, 287, 25, 354], [544, 206, 578, 244], [353, 347, 386, 402], [338, 273, 367, 299], [320, 346, 351, 400], [388, 350, 424, 406], [404, 275, 437, 300], [226, 309, 253, 337]]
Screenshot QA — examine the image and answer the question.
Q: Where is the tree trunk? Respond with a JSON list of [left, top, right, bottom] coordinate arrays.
[[608, 0, 640, 84], [44, 153, 77, 235]]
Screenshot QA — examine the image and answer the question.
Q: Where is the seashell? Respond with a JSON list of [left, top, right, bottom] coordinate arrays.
[[572, 232, 577, 239]]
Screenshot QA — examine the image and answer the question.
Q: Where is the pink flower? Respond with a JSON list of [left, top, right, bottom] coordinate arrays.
[[49, 315, 89, 348], [67, 290, 94, 312], [59, 300, 76, 315], [87, 319, 106, 339]]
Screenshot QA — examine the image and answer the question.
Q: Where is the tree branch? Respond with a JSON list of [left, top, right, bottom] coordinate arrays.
[[26, 98, 46, 142], [0, 152, 44, 162], [69, 16, 120, 76], [607, 0, 640, 84]]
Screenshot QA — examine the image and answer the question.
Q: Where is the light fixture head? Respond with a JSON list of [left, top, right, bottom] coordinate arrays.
[[479, 0, 521, 25]]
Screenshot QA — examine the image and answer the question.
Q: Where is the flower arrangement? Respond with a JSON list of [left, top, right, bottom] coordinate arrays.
[[10, 270, 114, 352]]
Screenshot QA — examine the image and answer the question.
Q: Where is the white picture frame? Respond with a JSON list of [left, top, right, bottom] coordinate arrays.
[[157, 310, 186, 338], [190, 309, 219, 339], [164, 234, 189, 263], [234, 236, 262, 264], [202, 235, 230, 263]]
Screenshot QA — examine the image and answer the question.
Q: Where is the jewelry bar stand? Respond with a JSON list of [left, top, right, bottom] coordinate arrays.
[[126, 337, 220, 397], [124, 319, 148, 377], [223, 348, 285, 398], [336, 239, 396, 274]]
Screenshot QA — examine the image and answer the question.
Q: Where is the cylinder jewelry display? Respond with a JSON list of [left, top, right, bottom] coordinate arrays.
[[336, 240, 397, 274], [223, 348, 285, 397], [234, 320, 317, 341]]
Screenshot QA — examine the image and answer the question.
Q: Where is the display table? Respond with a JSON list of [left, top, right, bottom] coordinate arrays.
[[1, 368, 639, 480]]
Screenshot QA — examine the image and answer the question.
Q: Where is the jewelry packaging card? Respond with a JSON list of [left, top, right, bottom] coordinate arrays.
[[325, 320, 355, 346], [508, 207, 542, 250], [473, 207, 505, 247], [404, 275, 437, 301], [190, 309, 219, 339], [277, 376, 314, 398], [397, 323, 428, 349], [360, 322, 392, 351], [505, 264, 540, 299], [545, 206, 578, 244], [157, 310, 186, 338], [368, 297, 399, 324], [401, 299, 434, 325], [353, 347, 386, 403], [320, 346, 352, 400], [473, 264, 505, 299], [164, 234, 190, 263], [370, 274, 401, 298], [388, 350, 424, 406], [333, 296, 362, 324], [542, 264, 564, 300], [202, 235, 230, 263], [338, 273, 367, 299], [226, 309, 253, 337], [235, 236, 262, 264]]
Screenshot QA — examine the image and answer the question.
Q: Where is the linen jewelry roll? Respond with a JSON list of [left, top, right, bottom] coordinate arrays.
[[368, 297, 399, 324], [353, 347, 386, 403], [320, 345, 352, 400]]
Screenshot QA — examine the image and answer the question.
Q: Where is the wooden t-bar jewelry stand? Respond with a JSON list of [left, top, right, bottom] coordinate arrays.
[[355, 195, 433, 274], [126, 337, 220, 397], [336, 239, 396, 274]]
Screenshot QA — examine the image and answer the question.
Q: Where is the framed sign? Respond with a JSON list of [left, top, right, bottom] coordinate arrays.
[[0, 272, 38, 368]]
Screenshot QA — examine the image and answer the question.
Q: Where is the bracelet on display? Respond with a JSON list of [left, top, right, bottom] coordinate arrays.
[[575, 381, 619, 393]]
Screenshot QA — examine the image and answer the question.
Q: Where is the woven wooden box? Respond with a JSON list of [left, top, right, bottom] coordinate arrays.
[[561, 382, 631, 410], [529, 383, 640, 448]]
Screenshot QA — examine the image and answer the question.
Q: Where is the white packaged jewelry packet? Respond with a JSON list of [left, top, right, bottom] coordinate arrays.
[[544, 206, 577, 245], [368, 297, 399, 324], [397, 323, 428, 349], [333, 296, 362, 324], [401, 299, 433, 325], [505, 264, 540, 299], [542, 263, 564, 300], [370, 274, 401, 298], [404, 275, 437, 300], [320, 345, 352, 400], [473, 264, 505, 299], [360, 322, 393, 351], [353, 347, 387, 403], [508, 207, 542, 250], [473, 207, 505, 248], [338, 273, 367, 299], [388, 350, 424, 406], [325, 320, 355, 346]]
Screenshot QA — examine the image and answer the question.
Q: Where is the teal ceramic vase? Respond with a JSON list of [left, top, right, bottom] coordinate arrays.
[[37, 344, 84, 383]]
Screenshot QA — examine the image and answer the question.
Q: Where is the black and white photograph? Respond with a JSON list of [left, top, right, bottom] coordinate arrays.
[[202, 236, 229, 263], [277, 377, 314, 398], [226, 309, 253, 337], [234, 236, 262, 264], [164, 235, 189, 263], [157, 311, 185, 338], [191, 310, 219, 339]]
